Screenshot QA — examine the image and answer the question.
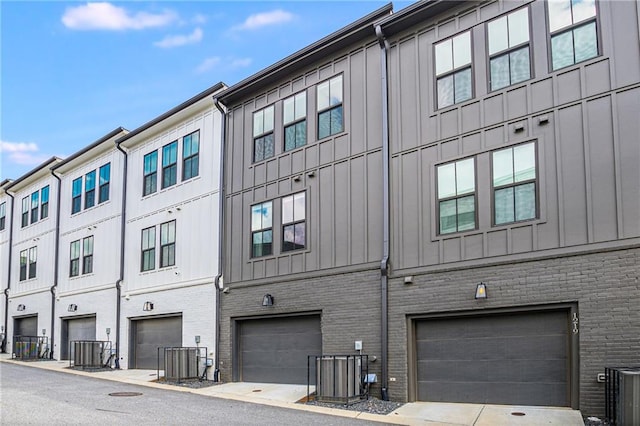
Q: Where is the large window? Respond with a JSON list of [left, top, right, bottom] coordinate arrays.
[[251, 201, 273, 257], [70, 240, 80, 277], [19, 250, 28, 281], [282, 192, 306, 252], [83, 236, 94, 274], [99, 163, 110, 203], [284, 92, 307, 151], [160, 220, 176, 268], [548, 0, 598, 70], [182, 131, 200, 180], [41, 186, 50, 219], [30, 191, 39, 224], [437, 158, 476, 234], [162, 141, 178, 189], [141, 226, 156, 271], [435, 31, 473, 109], [317, 75, 343, 139], [21, 197, 29, 227], [28, 247, 37, 279], [72, 177, 82, 214], [493, 142, 537, 225], [143, 151, 158, 196], [488, 8, 531, 91], [85, 170, 96, 209], [0, 202, 5, 230], [253, 105, 275, 162]]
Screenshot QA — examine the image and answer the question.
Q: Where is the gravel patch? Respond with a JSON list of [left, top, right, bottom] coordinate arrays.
[[304, 397, 403, 415], [154, 377, 220, 389]]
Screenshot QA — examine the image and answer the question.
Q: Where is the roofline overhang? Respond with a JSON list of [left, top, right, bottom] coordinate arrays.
[[5, 157, 63, 191], [51, 127, 128, 174], [376, 0, 471, 38]]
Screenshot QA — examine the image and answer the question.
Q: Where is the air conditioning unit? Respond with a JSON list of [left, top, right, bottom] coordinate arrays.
[[73, 341, 103, 367], [164, 348, 199, 380], [606, 367, 640, 426], [316, 356, 362, 403]]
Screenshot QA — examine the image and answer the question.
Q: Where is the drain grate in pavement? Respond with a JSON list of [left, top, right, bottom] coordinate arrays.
[[109, 392, 143, 397], [511, 412, 526, 416]]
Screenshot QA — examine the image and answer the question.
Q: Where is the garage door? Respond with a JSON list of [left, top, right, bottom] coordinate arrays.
[[131, 316, 182, 369], [238, 315, 322, 384], [415, 310, 569, 406], [14, 316, 38, 337], [61, 316, 97, 360]]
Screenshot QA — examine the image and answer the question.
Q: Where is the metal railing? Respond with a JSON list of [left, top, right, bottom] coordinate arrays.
[[12, 335, 49, 360], [307, 354, 369, 406], [605, 366, 640, 426], [157, 347, 209, 382], [68, 340, 114, 369]]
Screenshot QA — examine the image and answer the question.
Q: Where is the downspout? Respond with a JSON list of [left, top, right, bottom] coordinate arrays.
[[3, 192, 15, 353], [114, 142, 128, 369], [375, 24, 391, 401], [212, 97, 227, 382], [51, 171, 62, 359]]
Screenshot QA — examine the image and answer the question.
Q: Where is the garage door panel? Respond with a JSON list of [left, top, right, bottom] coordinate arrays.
[[419, 360, 490, 382], [62, 317, 97, 360], [14, 316, 38, 336], [132, 316, 182, 369]]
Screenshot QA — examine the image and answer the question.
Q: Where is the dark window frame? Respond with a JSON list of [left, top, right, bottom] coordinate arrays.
[[253, 105, 275, 163], [21, 197, 29, 227], [28, 246, 37, 279], [72, 177, 82, 214], [434, 30, 474, 110], [143, 151, 158, 196], [283, 91, 307, 152], [30, 191, 39, 224], [40, 186, 50, 219], [182, 131, 200, 181], [0, 201, 5, 230], [159, 220, 176, 268], [70, 240, 80, 277], [98, 163, 110, 204], [19, 249, 27, 281], [251, 200, 273, 258], [436, 157, 478, 235], [162, 141, 178, 189], [141, 226, 156, 272], [281, 191, 306, 252], [82, 236, 94, 274], [317, 75, 344, 140], [84, 170, 96, 209]]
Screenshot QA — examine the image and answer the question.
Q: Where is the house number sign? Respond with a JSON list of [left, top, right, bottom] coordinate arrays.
[[572, 313, 579, 334]]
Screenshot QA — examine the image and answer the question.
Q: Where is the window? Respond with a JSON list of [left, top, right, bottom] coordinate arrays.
[[0, 202, 5, 230], [282, 192, 306, 251], [160, 221, 176, 268], [493, 142, 537, 225], [19, 250, 27, 281], [488, 8, 531, 91], [85, 170, 96, 209], [437, 158, 476, 234], [284, 92, 307, 151], [41, 186, 49, 219], [83, 236, 94, 274], [30, 191, 39, 224], [435, 31, 473, 109], [253, 105, 275, 162], [70, 240, 80, 277], [317, 76, 343, 139], [251, 201, 273, 257], [28, 247, 37, 279], [162, 141, 178, 189], [72, 177, 82, 214], [21, 197, 28, 227], [99, 163, 110, 203], [141, 226, 156, 271], [143, 151, 158, 196], [548, 0, 598, 70], [182, 131, 200, 180]]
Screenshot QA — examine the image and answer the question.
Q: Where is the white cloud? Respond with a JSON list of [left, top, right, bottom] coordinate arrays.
[[230, 58, 252, 68], [0, 141, 50, 166], [233, 9, 294, 31], [194, 56, 252, 74], [195, 57, 221, 74], [192, 14, 207, 25], [62, 2, 177, 31], [154, 27, 203, 48]]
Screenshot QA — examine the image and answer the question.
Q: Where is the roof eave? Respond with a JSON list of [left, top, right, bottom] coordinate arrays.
[[5, 157, 63, 191], [51, 127, 128, 173], [377, 0, 469, 37]]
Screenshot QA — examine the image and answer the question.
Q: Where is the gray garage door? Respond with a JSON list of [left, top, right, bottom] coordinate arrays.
[[61, 316, 97, 360], [416, 310, 569, 406], [239, 315, 322, 384], [14, 316, 38, 336], [131, 316, 182, 369]]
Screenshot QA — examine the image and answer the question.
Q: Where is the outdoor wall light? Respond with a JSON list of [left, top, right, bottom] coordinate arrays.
[[17, 304, 26, 311], [262, 294, 274, 307], [475, 283, 487, 299], [68, 303, 78, 312], [403, 276, 413, 285], [143, 301, 154, 311]]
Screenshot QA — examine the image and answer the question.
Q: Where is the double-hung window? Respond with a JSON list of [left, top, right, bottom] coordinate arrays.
[[0, 202, 5, 230], [548, 0, 598, 70], [85, 170, 96, 209], [182, 131, 200, 180], [83, 236, 94, 274], [493, 142, 537, 225], [41, 186, 49, 219], [317, 76, 343, 139], [253, 106, 275, 162], [72, 177, 82, 214], [21, 197, 29, 227], [30, 191, 39, 224], [284, 92, 307, 151], [160, 221, 176, 268], [488, 8, 531, 91], [282, 192, 306, 252], [28, 247, 37, 279], [141, 226, 156, 271], [98, 163, 110, 203], [70, 240, 80, 277], [435, 31, 473, 109], [143, 151, 158, 196], [437, 158, 476, 234], [162, 141, 178, 189], [19, 250, 28, 281], [251, 201, 273, 257]]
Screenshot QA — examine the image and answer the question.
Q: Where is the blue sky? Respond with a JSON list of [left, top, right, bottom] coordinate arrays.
[[1, 1, 411, 181]]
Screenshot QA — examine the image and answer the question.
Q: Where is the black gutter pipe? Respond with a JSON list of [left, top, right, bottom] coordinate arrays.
[[114, 142, 128, 369], [212, 97, 227, 382], [50, 171, 62, 359], [375, 24, 391, 401], [3, 191, 15, 353]]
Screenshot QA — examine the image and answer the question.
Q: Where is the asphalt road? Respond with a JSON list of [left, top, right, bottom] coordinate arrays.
[[0, 363, 385, 426]]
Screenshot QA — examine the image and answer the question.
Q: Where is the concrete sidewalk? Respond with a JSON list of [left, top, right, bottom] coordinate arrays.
[[0, 356, 584, 426]]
